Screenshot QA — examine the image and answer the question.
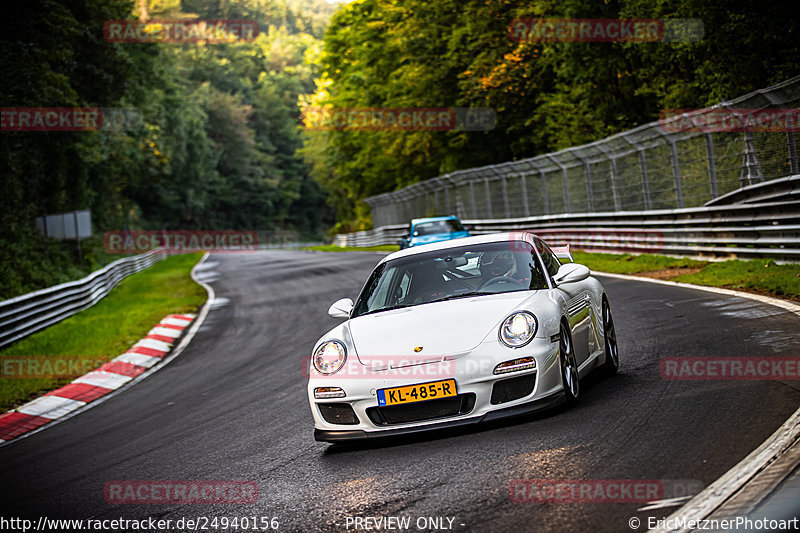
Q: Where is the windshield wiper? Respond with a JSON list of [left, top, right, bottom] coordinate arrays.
[[427, 291, 494, 303]]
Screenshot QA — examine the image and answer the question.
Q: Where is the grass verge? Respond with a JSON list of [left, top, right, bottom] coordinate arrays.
[[303, 244, 400, 252], [0, 253, 206, 412], [572, 251, 800, 301]]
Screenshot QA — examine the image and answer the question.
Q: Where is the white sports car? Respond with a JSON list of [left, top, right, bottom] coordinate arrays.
[[308, 232, 619, 442]]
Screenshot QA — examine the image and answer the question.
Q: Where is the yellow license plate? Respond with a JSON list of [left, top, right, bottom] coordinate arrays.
[[377, 379, 456, 406]]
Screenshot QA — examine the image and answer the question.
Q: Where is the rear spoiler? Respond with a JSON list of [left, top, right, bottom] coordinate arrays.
[[551, 244, 573, 262]]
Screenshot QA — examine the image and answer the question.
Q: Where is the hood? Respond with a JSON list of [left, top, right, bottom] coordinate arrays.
[[348, 291, 536, 369]]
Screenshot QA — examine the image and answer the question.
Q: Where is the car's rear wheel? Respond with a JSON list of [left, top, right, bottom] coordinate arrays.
[[601, 297, 619, 375], [559, 322, 580, 405]]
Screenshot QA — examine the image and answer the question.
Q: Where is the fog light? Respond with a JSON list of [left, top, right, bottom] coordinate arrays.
[[314, 386, 346, 399], [493, 357, 536, 375]]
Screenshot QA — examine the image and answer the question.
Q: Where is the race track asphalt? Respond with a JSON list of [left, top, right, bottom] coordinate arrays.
[[1, 251, 799, 532]]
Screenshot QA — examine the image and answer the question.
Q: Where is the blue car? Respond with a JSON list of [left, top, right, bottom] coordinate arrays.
[[399, 216, 471, 249]]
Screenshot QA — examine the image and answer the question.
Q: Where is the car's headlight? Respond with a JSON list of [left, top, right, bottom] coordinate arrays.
[[313, 340, 347, 375], [499, 312, 537, 348]]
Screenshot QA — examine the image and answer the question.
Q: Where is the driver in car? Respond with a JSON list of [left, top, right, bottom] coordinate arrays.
[[479, 250, 517, 282]]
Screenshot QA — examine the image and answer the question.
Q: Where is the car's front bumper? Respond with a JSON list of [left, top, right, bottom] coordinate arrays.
[[314, 390, 564, 442]]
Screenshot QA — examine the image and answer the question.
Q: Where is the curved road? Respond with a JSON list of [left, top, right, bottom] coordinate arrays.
[[1, 251, 799, 532]]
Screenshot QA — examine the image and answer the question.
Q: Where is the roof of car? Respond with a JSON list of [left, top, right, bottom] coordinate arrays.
[[409, 215, 460, 225], [381, 231, 536, 264]]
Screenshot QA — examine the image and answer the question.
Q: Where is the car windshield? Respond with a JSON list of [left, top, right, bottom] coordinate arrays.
[[413, 219, 464, 236], [352, 241, 549, 318]]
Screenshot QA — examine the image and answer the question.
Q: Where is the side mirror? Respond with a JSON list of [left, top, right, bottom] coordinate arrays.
[[553, 263, 590, 285], [328, 298, 354, 319]]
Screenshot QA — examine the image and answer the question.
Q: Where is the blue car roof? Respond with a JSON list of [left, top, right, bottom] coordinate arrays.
[[410, 216, 460, 225]]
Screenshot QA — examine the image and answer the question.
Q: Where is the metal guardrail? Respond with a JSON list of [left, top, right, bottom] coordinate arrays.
[[365, 77, 800, 227], [335, 176, 800, 261], [0, 248, 167, 349]]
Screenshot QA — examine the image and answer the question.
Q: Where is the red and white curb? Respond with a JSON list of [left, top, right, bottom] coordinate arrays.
[[0, 314, 196, 442]]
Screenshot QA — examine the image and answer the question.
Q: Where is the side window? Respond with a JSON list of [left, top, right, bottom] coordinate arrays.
[[541, 244, 562, 278], [365, 265, 397, 309], [534, 238, 561, 279]]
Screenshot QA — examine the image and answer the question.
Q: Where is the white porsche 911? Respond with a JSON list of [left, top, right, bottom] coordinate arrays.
[[308, 232, 619, 442]]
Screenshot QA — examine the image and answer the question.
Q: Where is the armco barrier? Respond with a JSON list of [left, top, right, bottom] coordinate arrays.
[[335, 183, 800, 262], [0, 248, 166, 349]]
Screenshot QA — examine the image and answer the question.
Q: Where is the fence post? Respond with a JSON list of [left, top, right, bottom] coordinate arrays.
[[705, 133, 719, 199], [571, 150, 592, 213], [520, 173, 531, 218], [621, 134, 650, 210], [545, 155, 570, 213], [539, 167, 550, 215], [483, 178, 494, 218], [669, 140, 684, 208], [787, 131, 799, 175], [739, 130, 764, 187], [523, 161, 550, 215], [638, 150, 652, 209], [469, 180, 478, 218], [595, 144, 621, 211], [492, 167, 511, 218]]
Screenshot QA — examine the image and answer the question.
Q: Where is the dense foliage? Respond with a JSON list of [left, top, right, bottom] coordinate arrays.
[[0, 0, 336, 296], [303, 0, 800, 230], [1, 0, 336, 239]]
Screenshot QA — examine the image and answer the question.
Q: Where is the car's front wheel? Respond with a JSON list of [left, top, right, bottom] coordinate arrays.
[[559, 322, 580, 405]]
